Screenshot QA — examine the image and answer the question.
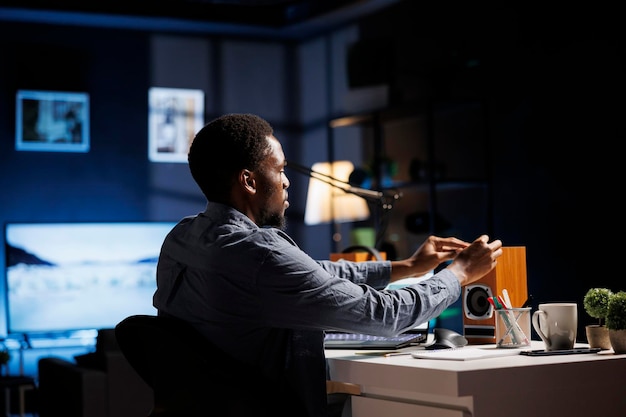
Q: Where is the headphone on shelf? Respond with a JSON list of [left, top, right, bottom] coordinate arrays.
[[341, 245, 384, 261]]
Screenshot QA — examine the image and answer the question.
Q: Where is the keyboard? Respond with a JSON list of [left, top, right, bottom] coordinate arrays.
[[324, 331, 426, 350]]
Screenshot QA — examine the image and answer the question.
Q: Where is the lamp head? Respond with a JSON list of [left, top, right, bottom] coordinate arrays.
[[304, 161, 370, 225]]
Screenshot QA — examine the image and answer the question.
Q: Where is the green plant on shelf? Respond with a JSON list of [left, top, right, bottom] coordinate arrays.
[[606, 291, 626, 331], [583, 287, 613, 326], [0, 349, 9, 365], [0, 348, 10, 376]]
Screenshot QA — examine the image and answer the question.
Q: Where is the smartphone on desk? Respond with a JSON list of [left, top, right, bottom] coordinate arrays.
[[520, 347, 601, 356]]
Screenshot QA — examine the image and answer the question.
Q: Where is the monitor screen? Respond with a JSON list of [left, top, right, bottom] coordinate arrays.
[[4, 221, 177, 336]]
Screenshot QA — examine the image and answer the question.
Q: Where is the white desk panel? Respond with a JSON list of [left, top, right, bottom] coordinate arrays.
[[326, 341, 626, 417]]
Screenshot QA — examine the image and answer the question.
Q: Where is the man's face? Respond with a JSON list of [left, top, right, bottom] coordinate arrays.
[[255, 136, 290, 229]]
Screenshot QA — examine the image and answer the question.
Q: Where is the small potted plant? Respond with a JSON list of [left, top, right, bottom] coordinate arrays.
[[0, 348, 10, 376], [583, 288, 613, 350], [606, 291, 626, 354]]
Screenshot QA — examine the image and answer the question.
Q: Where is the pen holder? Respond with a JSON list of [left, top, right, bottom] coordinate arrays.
[[495, 307, 531, 348]]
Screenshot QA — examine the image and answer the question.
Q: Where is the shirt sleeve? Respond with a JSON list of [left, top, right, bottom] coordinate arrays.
[[316, 259, 391, 289], [256, 233, 462, 337]]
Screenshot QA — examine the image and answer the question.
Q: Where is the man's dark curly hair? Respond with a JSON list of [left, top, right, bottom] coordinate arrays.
[[188, 113, 274, 203]]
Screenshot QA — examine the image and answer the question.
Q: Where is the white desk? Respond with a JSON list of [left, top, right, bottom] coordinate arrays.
[[326, 341, 626, 417]]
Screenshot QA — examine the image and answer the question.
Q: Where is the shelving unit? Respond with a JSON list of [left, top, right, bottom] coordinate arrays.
[[328, 100, 491, 259]]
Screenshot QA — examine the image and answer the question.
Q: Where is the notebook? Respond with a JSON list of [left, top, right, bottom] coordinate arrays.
[[411, 346, 523, 361], [324, 321, 429, 350]]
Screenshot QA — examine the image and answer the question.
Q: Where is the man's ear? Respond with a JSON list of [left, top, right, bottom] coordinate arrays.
[[240, 169, 256, 193]]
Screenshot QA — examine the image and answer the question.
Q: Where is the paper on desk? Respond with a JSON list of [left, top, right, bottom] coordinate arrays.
[[411, 347, 523, 361]]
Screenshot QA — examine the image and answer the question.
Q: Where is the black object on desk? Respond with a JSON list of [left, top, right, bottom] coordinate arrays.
[[0, 375, 36, 417], [520, 347, 601, 356], [425, 328, 468, 350]]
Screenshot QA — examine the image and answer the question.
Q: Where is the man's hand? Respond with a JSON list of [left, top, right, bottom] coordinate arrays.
[[390, 235, 470, 281], [447, 235, 503, 287]]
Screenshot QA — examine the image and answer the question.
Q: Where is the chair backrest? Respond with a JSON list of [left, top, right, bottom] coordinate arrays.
[[115, 315, 217, 416], [115, 314, 321, 417]]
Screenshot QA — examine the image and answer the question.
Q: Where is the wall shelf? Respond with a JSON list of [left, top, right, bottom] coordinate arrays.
[[328, 100, 491, 258]]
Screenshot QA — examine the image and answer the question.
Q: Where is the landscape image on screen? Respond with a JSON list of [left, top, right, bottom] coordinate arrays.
[[4, 222, 176, 335]]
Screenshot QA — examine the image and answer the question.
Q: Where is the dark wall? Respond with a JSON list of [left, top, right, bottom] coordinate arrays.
[[0, 24, 203, 341], [355, 3, 625, 340], [1, 23, 154, 223]]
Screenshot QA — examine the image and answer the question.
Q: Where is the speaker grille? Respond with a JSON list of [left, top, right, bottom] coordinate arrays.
[[464, 284, 493, 320]]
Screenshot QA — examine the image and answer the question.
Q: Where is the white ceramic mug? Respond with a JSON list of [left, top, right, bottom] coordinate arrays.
[[532, 303, 578, 351]]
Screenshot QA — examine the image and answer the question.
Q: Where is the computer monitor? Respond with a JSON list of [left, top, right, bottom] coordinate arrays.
[[3, 221, 176, 337]]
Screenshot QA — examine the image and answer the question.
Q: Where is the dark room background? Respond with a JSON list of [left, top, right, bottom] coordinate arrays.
[[0, 1, 623, 376]]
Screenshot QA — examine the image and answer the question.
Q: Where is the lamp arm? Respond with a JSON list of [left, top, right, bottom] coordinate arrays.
[[287, 161, 400, 204], [344, 186, 384, 201], [288, 161, 403, 250], [287, 161, 351, 186]]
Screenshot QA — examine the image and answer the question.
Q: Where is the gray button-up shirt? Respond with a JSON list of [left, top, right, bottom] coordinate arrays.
[[154, 202, 461, 366]]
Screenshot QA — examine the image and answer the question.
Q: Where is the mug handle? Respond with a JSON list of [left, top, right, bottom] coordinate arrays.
[[532, 310, 551, 350]]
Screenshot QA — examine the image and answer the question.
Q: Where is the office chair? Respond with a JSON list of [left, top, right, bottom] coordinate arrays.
[[115, 314, 359, 417], [115, 314, 221, 416]]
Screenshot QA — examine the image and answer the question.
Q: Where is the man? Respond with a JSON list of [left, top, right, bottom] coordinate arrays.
[[154, 113, 502, 416]]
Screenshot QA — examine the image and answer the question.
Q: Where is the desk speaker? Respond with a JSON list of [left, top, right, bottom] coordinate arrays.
[[463, 246, 528, 344]]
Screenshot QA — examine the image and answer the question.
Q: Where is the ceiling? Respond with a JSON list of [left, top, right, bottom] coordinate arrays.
[[0, 0, 403, 39]]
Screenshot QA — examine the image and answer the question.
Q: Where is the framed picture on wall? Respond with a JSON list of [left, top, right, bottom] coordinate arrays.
[[16, 90, 90, 152], [148, 87, 205, 163]]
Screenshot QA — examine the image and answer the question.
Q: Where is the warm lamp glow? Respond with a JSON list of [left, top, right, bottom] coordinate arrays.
[[304, 161, 370, 225]]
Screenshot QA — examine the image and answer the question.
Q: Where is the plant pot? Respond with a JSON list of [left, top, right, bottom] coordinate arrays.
[[585, 325, 611, 350], [609, 329, 626, 354]]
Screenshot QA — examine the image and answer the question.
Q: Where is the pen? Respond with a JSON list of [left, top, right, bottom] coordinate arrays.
[[522, 295, 533, 308], [502, 289, 513, 309], [502, 289, 530, 345], [496, 295, 520, 345], [497, 309, 526, 345], [496, 295, 509, 309], [498, 294, 529, 345], [383, 352, 414, 357], [354, 351, 412, 357]]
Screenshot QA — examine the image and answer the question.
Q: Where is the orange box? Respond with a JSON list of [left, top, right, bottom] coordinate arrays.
[[330, 252, 386, 262]]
